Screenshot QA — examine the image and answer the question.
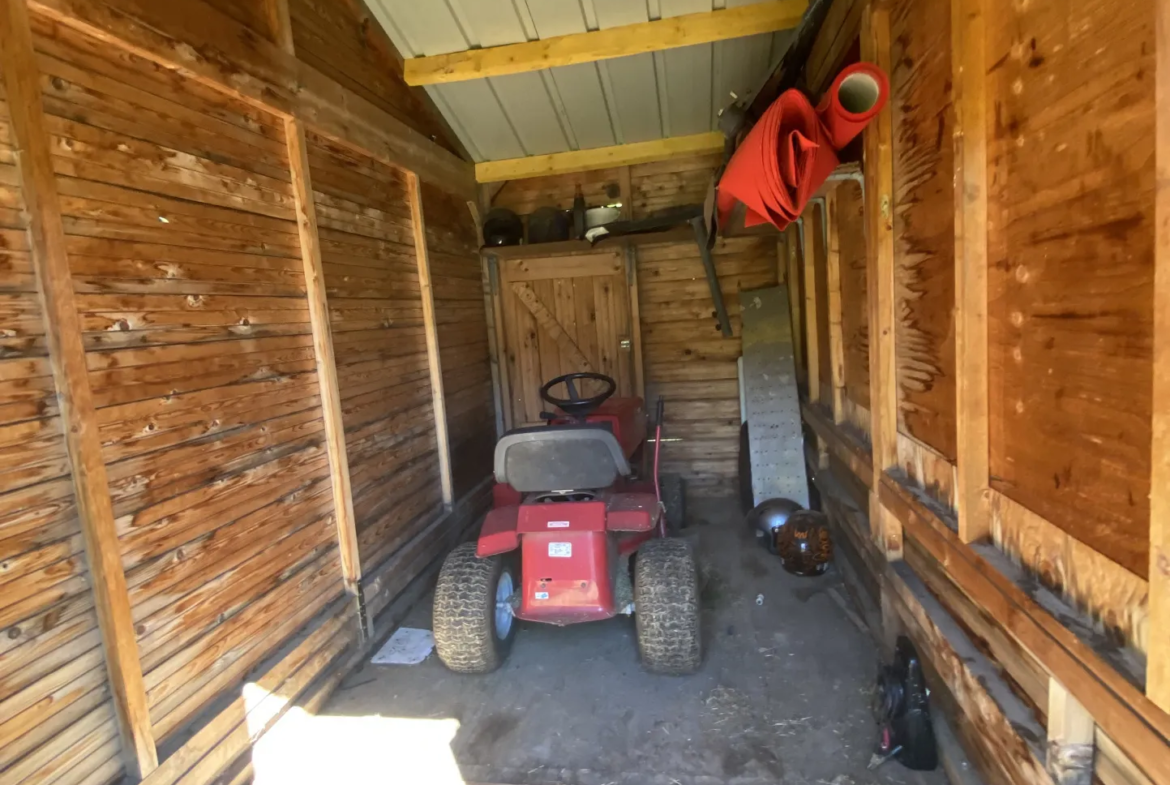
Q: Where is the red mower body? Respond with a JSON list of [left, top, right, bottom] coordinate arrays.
[[476, 395, 663, 625]]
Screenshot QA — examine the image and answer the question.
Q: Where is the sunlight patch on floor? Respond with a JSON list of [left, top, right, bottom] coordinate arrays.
[[250, 704, 463, 785]]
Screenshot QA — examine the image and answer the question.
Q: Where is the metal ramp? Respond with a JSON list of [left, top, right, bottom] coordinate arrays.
[[740, 285, 808, 507]]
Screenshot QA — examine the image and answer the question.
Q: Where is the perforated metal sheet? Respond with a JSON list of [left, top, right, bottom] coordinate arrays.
[[741, 285, 808, 508]]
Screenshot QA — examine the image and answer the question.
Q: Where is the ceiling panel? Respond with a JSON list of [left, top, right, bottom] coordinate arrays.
[[368, 0, 796, 163]]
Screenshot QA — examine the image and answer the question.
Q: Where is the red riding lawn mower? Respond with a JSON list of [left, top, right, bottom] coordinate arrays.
[[433, 372, 701, 675]]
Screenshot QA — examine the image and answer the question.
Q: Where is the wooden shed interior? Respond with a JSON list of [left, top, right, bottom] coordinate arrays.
[[1, 0, 1167, 784]]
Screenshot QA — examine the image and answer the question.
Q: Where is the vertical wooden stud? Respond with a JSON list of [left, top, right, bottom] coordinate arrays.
[[952, 0, 992, 545], [0, 0, 158, 775], [285, 121, 363, 596], [825, 187, 847, 423], [407, 172, 455, 507], [1149, 0, 1170, 713], [619, 166, 634, 220], [626, 245, 646, 399], [863, 1, 899, 556], [262, 0, 294, 52], [801, 215, 822, 406], [1047, 679, 1095, 785], [481, 256, 506, 440], [786, 226, 805, 385], [488, 254, 514, 432]]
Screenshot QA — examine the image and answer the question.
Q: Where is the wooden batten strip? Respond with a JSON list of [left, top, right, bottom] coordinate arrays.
[[1149, 0, 1170, 714], [0, 0, 157, 775], [403, 0, 808, 85], [824, 188, 846, 423], [285, 119, 362, 597], [951, 0, 991, 545], [407, 173, 454, 507], [862, 3, 899, 558], [800, 214, 821, 405]]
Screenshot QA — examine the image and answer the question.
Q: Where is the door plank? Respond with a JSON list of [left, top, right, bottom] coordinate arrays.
[[511, 281, 594, 373]]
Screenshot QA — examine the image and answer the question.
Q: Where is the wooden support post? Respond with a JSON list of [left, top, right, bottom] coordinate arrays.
[[407, 172, 454, 507], [786, 227, 805, 386], [825, 187, 847, 423], [285, 122, 363, 599], [1047, 679, 1095, 785], [800, 216, 821, 406], [481, 257, 506, 440], [276, 0, 364, 616], [619, 166, 633, 221], [1148, 0, 1170, 713], [626, 245, 646, 399], [487, 254, 514, 432], [0, 0, 157, 775], [952, 0, 992, 545], [862, 1, 899, 557]]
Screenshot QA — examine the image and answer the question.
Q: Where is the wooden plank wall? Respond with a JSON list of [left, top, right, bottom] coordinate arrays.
[[985, 0, 1154, 581], [306, 133, 443, 575], [422, 182, 495, 499], [1, 2, 493, 782], [0, 36, 124, 785], [795, 1, 1168, 784], [639, 236, 778, 496], [33, 13, 349, 753]]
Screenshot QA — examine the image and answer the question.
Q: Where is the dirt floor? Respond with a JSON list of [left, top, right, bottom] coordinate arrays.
[[320, 499, 951, 785]]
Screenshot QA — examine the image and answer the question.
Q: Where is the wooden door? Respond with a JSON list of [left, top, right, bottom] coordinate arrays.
[[498, 250, 640, 428]]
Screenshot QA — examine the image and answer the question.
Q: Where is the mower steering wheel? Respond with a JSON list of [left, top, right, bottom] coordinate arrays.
[[540, 372, 616, 418]]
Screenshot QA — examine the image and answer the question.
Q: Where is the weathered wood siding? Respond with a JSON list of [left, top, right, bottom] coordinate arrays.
[[0, 35, 123, 785], [837, 181, 869, 416], [422, 182, 495, 499], [1, 4, 492, 782]]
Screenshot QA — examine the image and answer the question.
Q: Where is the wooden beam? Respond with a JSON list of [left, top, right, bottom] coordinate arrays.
[[511, 281, 595, 373], [1149, 0, 1170, 714], [862, 2, 899, 557], [404, 0, 808, 85], [407, 173, 455, 507], [0, 0, 157, 775], [281, 32, 363, 612], [825, 187, 846, 423], [952, 0, 991, 545], [785, 227, 805, 385], [1047, 679, 1095, 785], [800, 214, 821, 406], [29, 0, 475, 196], [476, 132, 724, 183], [626, 246, 646, 399]]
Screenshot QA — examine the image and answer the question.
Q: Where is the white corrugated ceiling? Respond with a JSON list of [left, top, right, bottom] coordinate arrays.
[[368, 0, 794, 162]]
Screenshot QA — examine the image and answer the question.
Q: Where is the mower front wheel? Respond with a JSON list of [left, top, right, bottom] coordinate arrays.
[[634, 539, 701, 675], [433, 543, 517, 673]]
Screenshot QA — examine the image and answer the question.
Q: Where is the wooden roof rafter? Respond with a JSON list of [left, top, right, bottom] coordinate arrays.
[[404, 0, 809, 86]]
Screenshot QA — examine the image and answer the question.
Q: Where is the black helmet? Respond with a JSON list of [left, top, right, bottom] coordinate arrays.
[[483, 207, 523, 246], [746, 497, 803, 554], [776, 509, 832, 576]]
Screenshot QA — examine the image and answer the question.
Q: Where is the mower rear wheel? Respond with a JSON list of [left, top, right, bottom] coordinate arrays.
[[433, 543, 517, 673], [661, 473, 687, 532], [634, 539, 701, 675]]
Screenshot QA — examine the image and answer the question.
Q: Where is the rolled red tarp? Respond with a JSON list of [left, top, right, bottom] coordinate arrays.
[[716, 62, 889, 231]]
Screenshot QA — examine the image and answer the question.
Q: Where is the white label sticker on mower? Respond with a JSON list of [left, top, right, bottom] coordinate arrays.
[[547, 520, 570, 528], [548, 542, 572, 558], [534, 591, 549, 600]]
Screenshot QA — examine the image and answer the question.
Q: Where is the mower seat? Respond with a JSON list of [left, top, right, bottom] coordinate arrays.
[[495, 423, 631, 493]]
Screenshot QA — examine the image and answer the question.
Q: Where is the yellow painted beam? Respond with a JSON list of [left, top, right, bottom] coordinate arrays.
[[476, 132, 724, 183], [406, 1, 807, 86]]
